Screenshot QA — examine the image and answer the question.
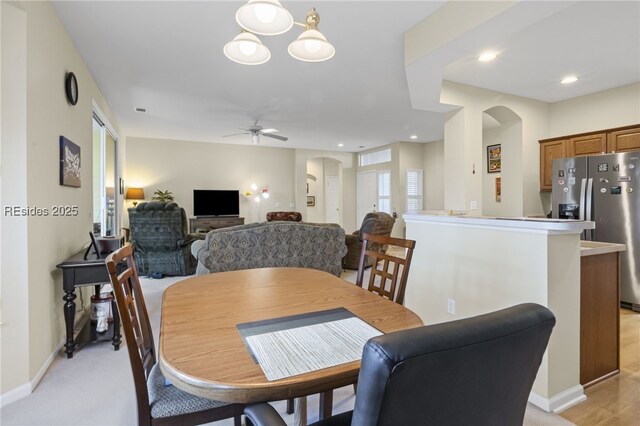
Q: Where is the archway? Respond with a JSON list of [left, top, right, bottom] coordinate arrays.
[[482, 106, 523, 217]]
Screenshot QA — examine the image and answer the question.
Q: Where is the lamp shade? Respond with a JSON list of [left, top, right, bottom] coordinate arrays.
[[125, 187, 145, 200], [236, 0, 293, 36], [224, 32, 271, 65], [288, 29, 335, 62]]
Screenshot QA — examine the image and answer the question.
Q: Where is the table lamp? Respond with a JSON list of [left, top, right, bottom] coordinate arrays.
[[125, 187, 145, 206]]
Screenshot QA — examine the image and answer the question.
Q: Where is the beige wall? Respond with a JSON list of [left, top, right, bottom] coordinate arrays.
[[125, 137, 296, 223], [423, 140, 444, 210], [441, 81, 551, 216], [549, 83, 640, 137], [397, 142, 425, 236], [1, 0, 123, 398]]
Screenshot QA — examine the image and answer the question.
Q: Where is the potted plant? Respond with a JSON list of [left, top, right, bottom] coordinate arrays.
[[152, 189, 175, 203]]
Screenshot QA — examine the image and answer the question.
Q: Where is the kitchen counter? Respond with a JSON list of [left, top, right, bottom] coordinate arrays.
[[404, 212, 589, 412], [580, 241, 626, 257], [403, 212, 595, 234]]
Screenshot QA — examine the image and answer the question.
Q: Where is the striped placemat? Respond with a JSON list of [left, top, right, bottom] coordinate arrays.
[[237, 308, 382, 381]]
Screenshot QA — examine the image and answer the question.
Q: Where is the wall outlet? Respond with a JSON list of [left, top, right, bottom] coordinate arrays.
[[275, 202, 280, 208], [447, 298, 456, 315], [289, 203, 295, 208], [470, 200, 478, 211]]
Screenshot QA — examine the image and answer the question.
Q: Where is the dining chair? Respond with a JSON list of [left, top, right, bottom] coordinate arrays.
[[316, 233, 418, 420], [105, 245, 244, 426], [244, 303, 556, 426], [356, 232, 416, 305]]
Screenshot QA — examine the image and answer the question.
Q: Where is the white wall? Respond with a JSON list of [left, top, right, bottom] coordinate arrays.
[[1, 0, 123, 398], [549, 83, 640, 136], [423, 140, 444, 210], [125, 137, 295, 223]]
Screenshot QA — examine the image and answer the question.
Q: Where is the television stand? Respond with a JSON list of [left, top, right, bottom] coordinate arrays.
[[189, 216, 244, 233]]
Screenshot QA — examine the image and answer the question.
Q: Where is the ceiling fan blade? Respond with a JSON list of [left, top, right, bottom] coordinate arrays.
[[261, 132, 288, 141], [260, 128, 279, 134], [222, 132, 249, 137]]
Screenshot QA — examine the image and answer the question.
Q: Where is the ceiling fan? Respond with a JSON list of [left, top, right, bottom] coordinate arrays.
[[223, 122, 289, 144]]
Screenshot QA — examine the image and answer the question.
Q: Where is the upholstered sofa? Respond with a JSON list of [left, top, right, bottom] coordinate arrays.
[[342, 212, 396, 270], [192, 221, 347, 276], [128, 202, 204, 276], [266, 211, 302, 222]]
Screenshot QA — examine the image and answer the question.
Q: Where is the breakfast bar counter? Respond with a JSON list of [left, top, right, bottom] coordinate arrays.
[[403, 212, 595, 413]]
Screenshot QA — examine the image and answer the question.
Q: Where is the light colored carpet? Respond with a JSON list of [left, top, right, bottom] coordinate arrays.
[[1, 272, 574, 425]]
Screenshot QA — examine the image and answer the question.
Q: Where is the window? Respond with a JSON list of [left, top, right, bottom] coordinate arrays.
[[359, 148, 391, 167], [406, 169, 423, 211], [378, 170, 391, 214]]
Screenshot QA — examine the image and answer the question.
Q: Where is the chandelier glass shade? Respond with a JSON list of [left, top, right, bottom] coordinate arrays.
[[236, 0, 294, 36], [225, 2, 334, 65], [223, 32, 271, 65]]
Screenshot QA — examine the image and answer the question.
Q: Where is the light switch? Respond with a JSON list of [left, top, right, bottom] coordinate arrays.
[[470, 200, 478, 211]]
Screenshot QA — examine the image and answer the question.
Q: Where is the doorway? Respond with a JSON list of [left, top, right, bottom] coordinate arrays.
[[356, 171, 377, 226], [92, 112, 118, 236]]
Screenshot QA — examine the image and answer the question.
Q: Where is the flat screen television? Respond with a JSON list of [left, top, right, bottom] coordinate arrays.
[[193, 189, 240, 217]]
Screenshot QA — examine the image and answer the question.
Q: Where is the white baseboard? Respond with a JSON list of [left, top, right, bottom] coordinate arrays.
[[0, 339, 64, 408], [529, 385, 586, 413]]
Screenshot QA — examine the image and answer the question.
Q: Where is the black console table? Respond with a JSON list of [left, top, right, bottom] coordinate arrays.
[[56, 249, 122, 358]]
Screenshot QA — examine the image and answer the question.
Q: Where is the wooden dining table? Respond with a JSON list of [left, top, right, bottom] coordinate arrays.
[[159, 267, 423, 425]]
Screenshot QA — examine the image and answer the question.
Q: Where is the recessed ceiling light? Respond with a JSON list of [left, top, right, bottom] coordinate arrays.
[[478, 52, 497, 62], [134, 107, 147, 113], [410, 135, 418, 140], [338, 143, 344, 147], [561, 76, 578, 84]]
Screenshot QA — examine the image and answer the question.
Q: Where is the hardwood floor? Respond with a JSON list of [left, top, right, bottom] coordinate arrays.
[[560, 308, 640, 425]]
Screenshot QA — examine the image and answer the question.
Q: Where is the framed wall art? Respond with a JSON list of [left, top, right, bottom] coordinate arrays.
[[495, 177, 502, 202], [487, 144, 501, 173], [60, 136, 81, 187]]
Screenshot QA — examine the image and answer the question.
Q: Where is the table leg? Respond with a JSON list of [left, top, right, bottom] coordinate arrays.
[[111, 295, 121, 350], [63, 290, 77, 358], [293, 397, 307, 426]]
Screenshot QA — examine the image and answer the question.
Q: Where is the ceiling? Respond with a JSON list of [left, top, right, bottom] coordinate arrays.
[[52, 1, 640, 152]]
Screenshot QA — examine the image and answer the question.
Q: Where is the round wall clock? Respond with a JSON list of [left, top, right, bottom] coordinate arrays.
[[65, 72, 78, 105]]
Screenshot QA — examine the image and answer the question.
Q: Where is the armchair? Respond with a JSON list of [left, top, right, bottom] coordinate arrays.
[[342, 212, 395, 270], [128, 202, 204, 276]]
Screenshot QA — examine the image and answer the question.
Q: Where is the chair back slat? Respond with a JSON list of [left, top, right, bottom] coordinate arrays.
[[356, 233, 416, 305], [106, 245, 155, 424]]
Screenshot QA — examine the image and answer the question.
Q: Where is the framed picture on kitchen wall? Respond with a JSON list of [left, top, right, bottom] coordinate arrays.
[[487, 144, 501, 173]]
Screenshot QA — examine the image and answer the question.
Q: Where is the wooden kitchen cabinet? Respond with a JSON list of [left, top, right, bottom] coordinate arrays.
[[607, 126, 640, 153], [580, 250, 621, 387], [567, 133, 606, 157], [539, 124, 639, 191], [539, 139, 566, 191]]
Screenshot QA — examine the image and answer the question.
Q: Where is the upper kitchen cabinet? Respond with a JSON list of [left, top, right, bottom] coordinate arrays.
[[607, 127, 640, 153], [567, 133, 607, 157], [539, 125, 640, 191], [540, 139, 567, 191]]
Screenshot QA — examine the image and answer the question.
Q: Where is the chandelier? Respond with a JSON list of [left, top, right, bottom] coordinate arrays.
[[224, 0, 335, 65]]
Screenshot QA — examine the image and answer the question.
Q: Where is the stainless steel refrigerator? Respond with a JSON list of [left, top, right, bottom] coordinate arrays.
[[552, 152, 640, 312]]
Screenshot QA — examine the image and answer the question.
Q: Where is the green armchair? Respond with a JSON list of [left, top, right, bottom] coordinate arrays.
[[128, 202, 204, 276]]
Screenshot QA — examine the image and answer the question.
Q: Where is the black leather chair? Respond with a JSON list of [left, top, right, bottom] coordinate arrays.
[[244, 303, 555, 426]]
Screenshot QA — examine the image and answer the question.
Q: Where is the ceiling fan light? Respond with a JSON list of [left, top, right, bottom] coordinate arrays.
[[236, 0, 293, 36], [252, 133, 260, 144], [224, 32, 271, 65], [288, 29, 335, 62]]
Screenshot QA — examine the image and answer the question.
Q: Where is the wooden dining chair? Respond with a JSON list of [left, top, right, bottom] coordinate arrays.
[[356, 232, 416, 305], [105, 245, 244, 426], [318, 232, 417, 420]]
